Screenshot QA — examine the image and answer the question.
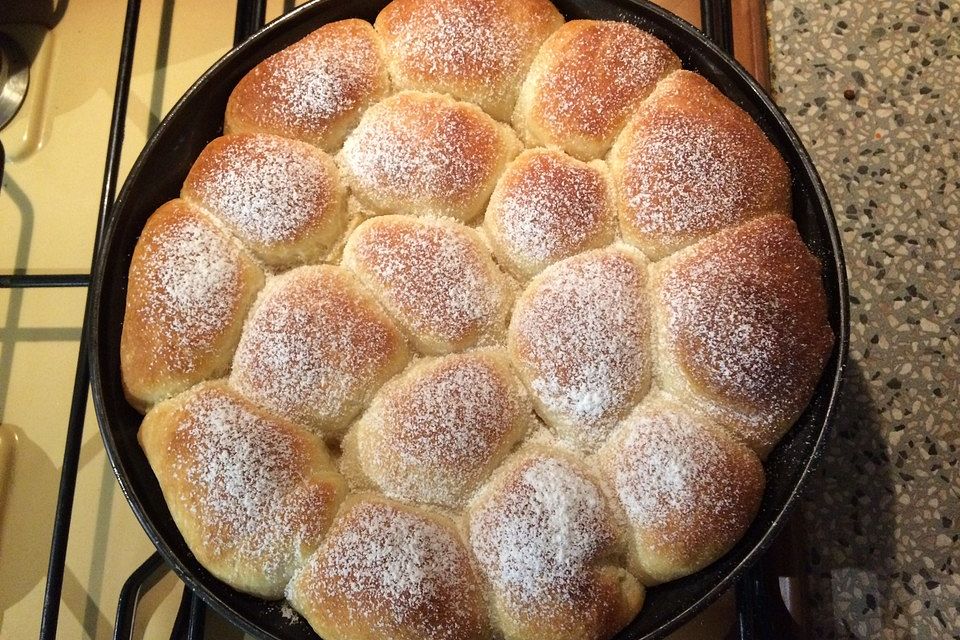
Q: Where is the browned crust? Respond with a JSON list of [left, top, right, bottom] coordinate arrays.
[[353, 350, 532, 507], [598, 395, 765, 584], [229, 265, 411, 434], [138, 381, 345, 598], [653, 215, 834, 453], [182, 133, 346, 268], [467, 447, 643, 640], [610, 70, 791, 259], [225, 20, 391, 151], [287, 495, 490, 640], [342, 215, 511, 353], [507, 245, 652, 450], [375, 0, 563, 120], [515, 20, 680, 159], [339, 91, 521, 221], [484, 148, 617, 281], [120, 200, 264, 412]]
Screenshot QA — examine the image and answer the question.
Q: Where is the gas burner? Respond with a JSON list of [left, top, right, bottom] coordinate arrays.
[[0, 33, 29, 130]]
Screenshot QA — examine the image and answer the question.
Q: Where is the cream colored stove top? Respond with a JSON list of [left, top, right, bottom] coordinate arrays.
[[0, 1, 733, 638]]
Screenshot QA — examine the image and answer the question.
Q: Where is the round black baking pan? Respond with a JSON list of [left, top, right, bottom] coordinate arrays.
[[89, 1, 850, 638]]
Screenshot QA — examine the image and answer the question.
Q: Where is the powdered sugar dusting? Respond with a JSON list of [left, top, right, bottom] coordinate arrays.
[[340, 93, 501, 217], [383, 0, 528, 95], [533, 21, 678, 142], [360, 352, 527, 506], [170, 386, 334, 585], [665, 265, 792, 406], [347, 217, 506, 351], [470, 454, 614, 605], [623, 120, 761, 235], [138, 210, 243, 370], [234, 21, 385, 141], [188, 135, 337, 248], [658, 217, 833, 433], [612, 409, 744, 542], [491, 150, 613, 272], [294, 499, 485, 638], [511, 247, 651, 449], [618, 73, 787, 251], [230, 266, 407, 432], [279, 603, 299, 622], [604, 404, 763, 558]]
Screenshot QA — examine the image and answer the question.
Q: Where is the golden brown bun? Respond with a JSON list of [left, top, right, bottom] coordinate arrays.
[[468, 448, 643, 640], [338, 91, 522, 221], [609, 71, 791, 259], [182, 133, 346, 268], [375, 0, 563, 121], [484, 149, 616, 281], [225, 20, 390, 151], [347, 350, 533, 507], [597, 394, 765, 584], [342, 215, 513, 354], [138, 381, 346, 598], [514, 20, 680, 160], [229, 265, 410, 435], [121, 200, 264, 412], [508, 245, 652, 451], [287, 495, 490, 640], [651, 215, 834, 456]]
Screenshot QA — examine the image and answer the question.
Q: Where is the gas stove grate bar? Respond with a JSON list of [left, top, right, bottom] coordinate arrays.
[[113, 553, 168, 640], [235, 0, 268, 45], [169, 586, 207, 640], [700, 0, 735, 56], [0, 274, 91, 288], [38, 0, 143, 638]]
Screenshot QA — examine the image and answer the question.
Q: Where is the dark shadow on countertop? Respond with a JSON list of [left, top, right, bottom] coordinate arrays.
[[797, 357, 897, 637]]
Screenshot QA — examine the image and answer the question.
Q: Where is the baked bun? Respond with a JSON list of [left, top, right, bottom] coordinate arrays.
[[138, 381, 346, 598], [339, 91, 522, 221], [508, 245, 651, 450], [468, 448, 643, 640], [514, 20, 680, 160], [484, 148, 617, 281], [182, 133, 346, 268], [121, 200, 265, 412], [375, 0, 563, 121], [651, 215, 834, 455], [342, 215, 512, 354], [346, 349, 532, 507], [287, 495, 490, 640], [608, 71, 791, 259], [598, 394, 765, 584], [230, 265, 410, 435], [225, 20, 390, 151]]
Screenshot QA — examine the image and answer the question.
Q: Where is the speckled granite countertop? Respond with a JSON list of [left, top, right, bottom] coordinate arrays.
[[767, 0, 959, 637]]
